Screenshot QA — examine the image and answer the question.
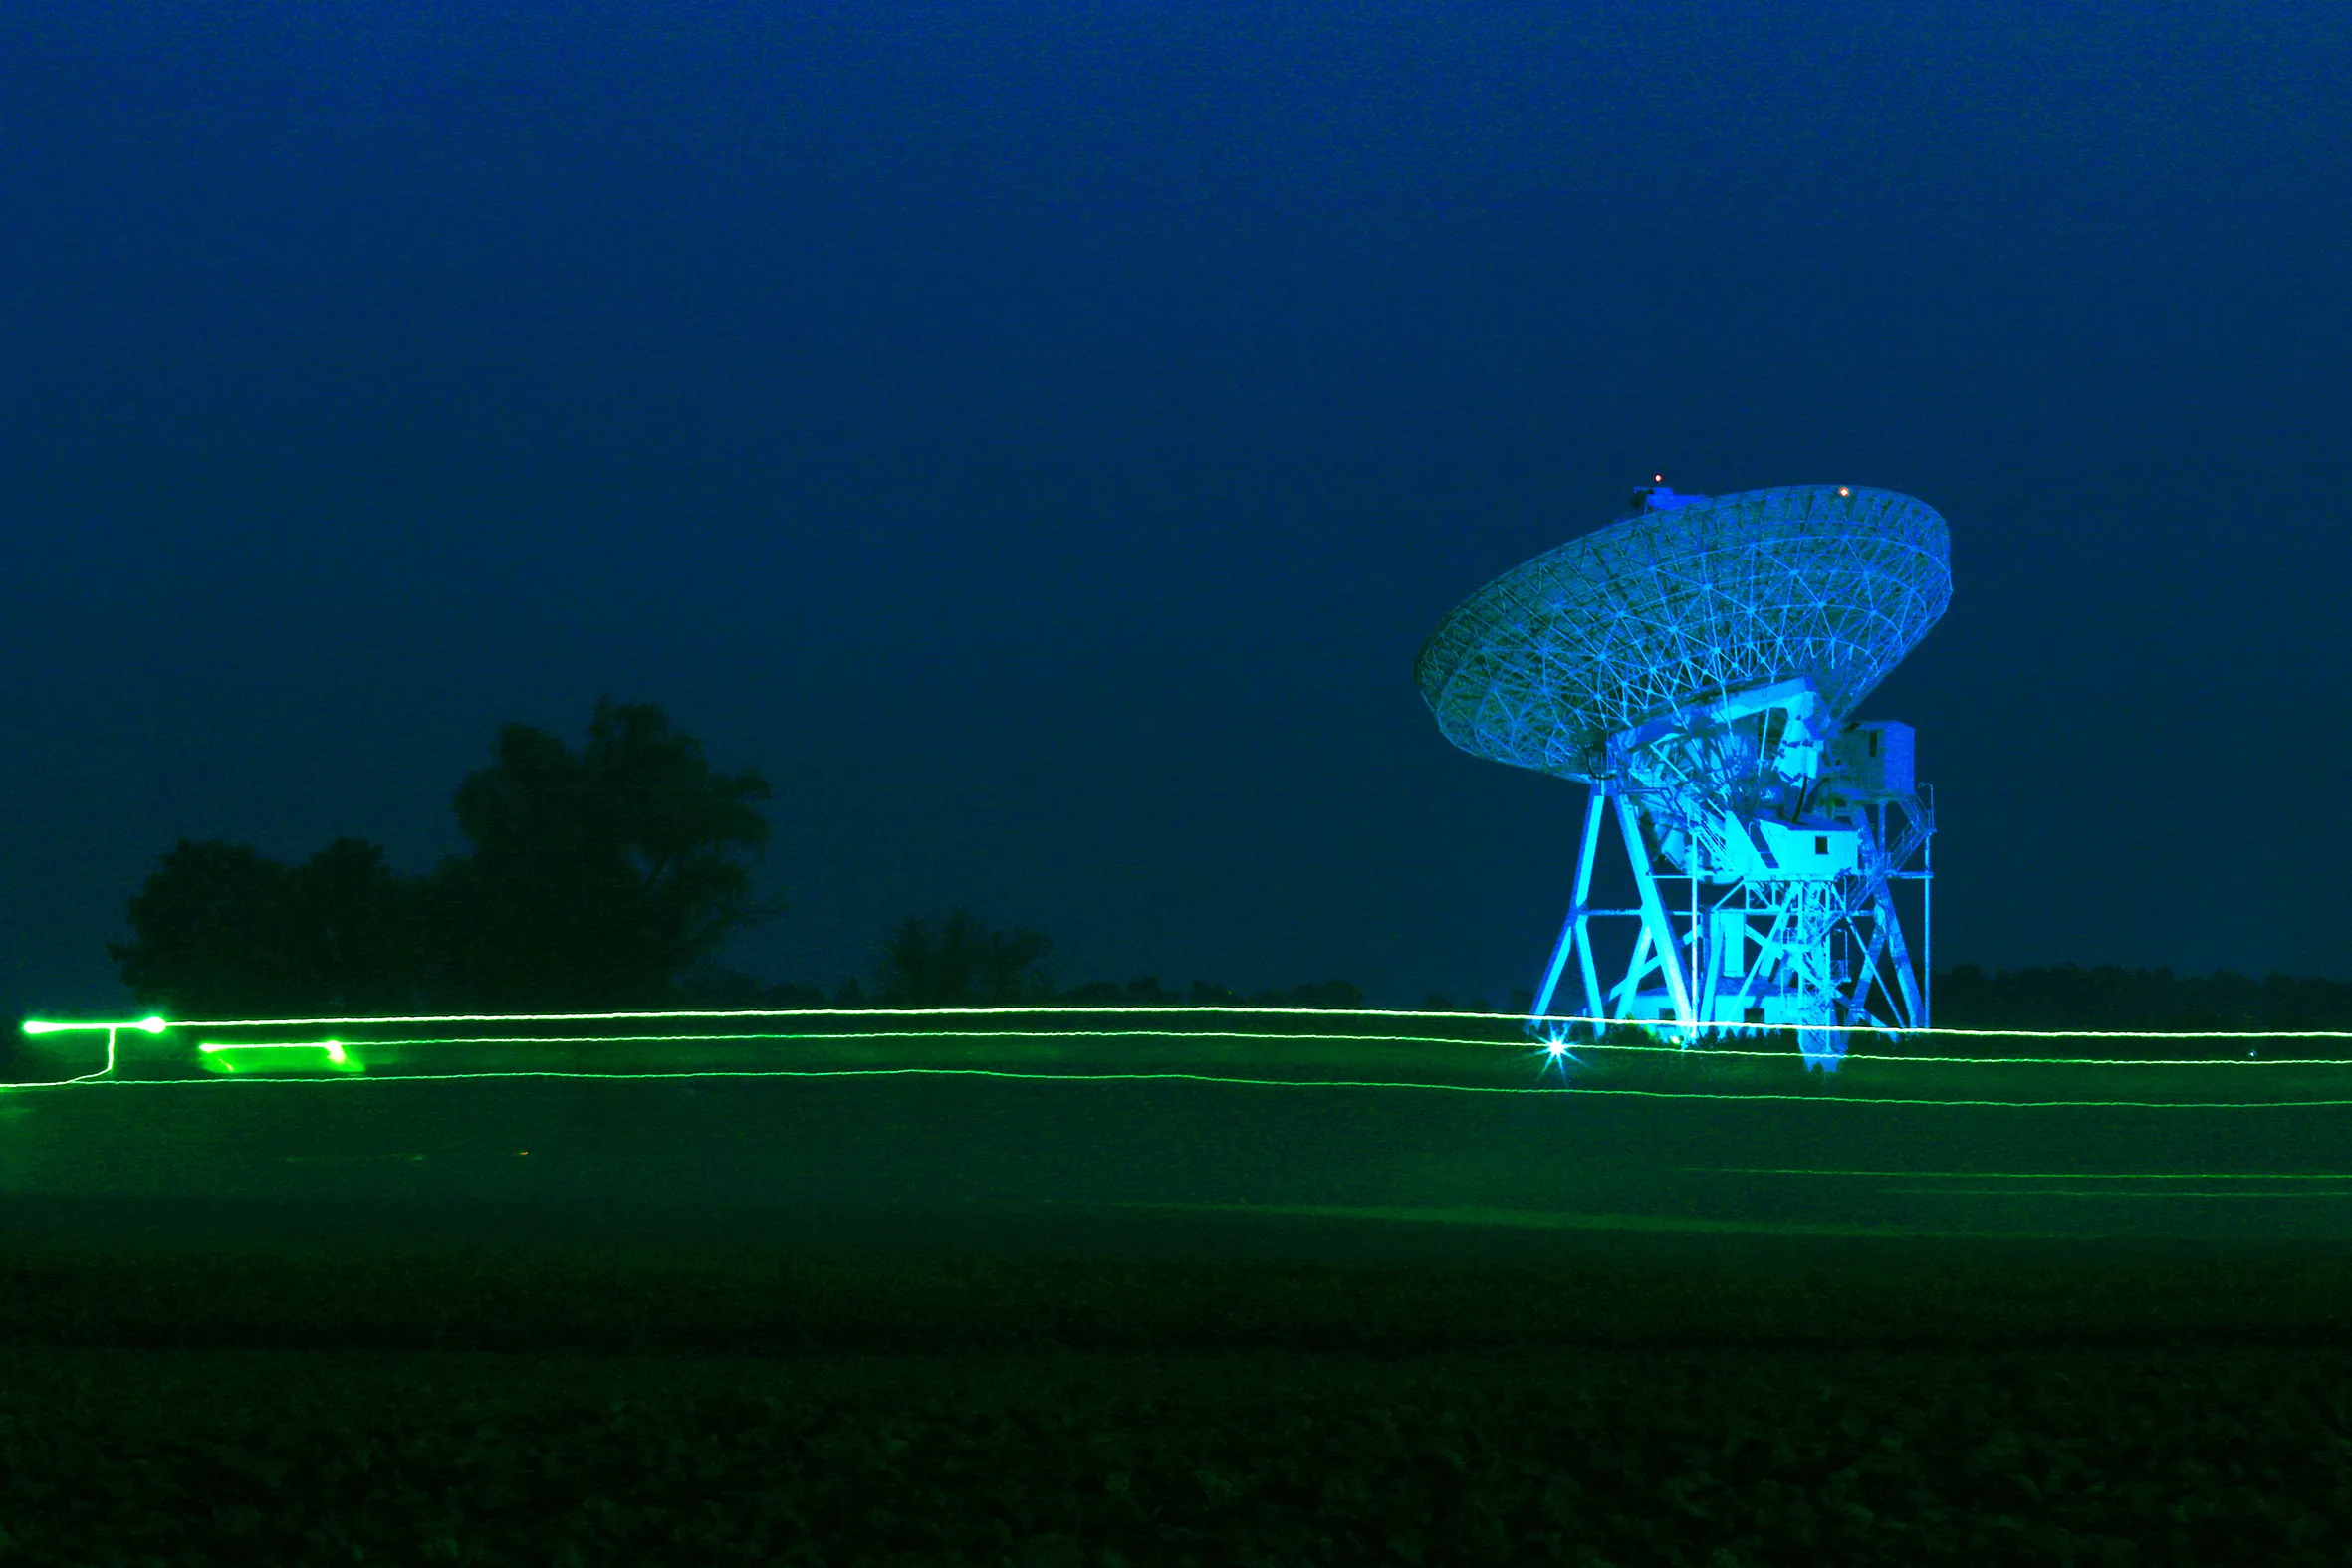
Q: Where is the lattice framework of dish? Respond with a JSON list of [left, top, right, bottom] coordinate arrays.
[[1415, 485, 1951, 779]]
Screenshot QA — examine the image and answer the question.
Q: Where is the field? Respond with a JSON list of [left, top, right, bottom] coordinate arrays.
[[5, 1016, 2351, 1562]]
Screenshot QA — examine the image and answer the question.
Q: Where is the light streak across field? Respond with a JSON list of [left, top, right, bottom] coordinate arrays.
[[144, 1005, 2352, 1040], [174, 1026, 2352, 1070], [13, 1009, 2352, 1105], [1699, 1166, 2352, 1181], [196, 1039, 352, 1065], [170, 1024, 2352, 1071], [1875, 1187, 2352, 1200], [10, 1064, 2352, 1109]]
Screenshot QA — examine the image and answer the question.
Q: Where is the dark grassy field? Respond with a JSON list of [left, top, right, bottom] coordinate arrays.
[[3, 1210, 2351, 1566], [5, 1032, 2351, 1562]]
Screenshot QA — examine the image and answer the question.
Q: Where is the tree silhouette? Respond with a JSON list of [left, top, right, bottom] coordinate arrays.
[[285, 837, 431, 1013], [876, 910, 1054, 1005], [431, 699, 774, 1008], [112, 837, 421, 1017], [112, 699, 775, 1015]]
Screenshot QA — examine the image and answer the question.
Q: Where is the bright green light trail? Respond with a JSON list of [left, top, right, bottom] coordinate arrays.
[[197, 1040, 350, 1065], [261, 1027, 1531, 1050], [11, 1064, 2352, 1109], [1878, 1187, 2352, 1201], [9, 1015, 168, 1087], [197, 1039, 347, 1059], [1696, 1166, 2352, 1182], [11, 1009, 2350, 1103], [178, 1024, 2352, 1069], [167, 1004, 2352, 1040]]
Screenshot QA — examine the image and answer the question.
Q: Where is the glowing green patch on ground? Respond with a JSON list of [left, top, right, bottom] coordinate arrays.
[[196, 1040, 359, 1074]]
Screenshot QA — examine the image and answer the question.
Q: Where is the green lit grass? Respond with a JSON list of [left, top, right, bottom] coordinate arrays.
[[17, 1012, 2352, 1108], [1104, 1200, 2018, 1239], [6, 1015, 2352, 1560]]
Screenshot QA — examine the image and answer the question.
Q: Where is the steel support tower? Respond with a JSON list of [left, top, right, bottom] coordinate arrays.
[[1417, 484, 1952, 1070], [1527, 678, 1933, 1070]]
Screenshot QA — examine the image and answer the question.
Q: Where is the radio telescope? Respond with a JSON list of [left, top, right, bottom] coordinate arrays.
[[1417, 482, 1951, 1070]]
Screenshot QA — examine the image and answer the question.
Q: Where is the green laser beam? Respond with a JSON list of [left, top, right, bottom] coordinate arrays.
[[197, 1040, 350, 1063], [1877, 1187, 2352, 1200], [175, 1026, 2352, 1068], [9, 1065, 2352, 1108], [1115, 1201, 2014, 1240], [196, 1027, 1532, 1051], [163, 1005, 2352, 1040], [19, 1016, 166, 1035], [9, 1016, 169, 1086], [1696, 1166, 2352, 1181]]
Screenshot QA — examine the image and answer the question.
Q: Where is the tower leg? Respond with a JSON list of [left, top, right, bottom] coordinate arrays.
[[1881, 888, 1926, 1030], [1615, 794, 1695, 1031], [1843, 909, 1892, 1029], [1530, 910, 1578, 1027], [1612, 924, 1656, 1018], [1531, 784, 1610, 1031], [1572, 784, 1607, 1024]]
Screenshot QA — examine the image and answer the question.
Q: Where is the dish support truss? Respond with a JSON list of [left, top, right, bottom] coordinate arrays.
[[1528, 677, 1933, 1071]]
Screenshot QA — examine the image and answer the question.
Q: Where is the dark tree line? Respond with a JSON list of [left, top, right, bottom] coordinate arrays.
[[129, 706, 2332, 1028], [1058, 977, 1368, 1010], [114, 700, 772, 1017], [111, 698, 1378, 1022], [1933, 963, 2352, 1033], [708, 908, 1371, 1012], [872, 909, 1054, 1006]]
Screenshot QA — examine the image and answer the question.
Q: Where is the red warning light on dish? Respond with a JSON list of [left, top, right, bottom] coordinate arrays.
[[1837, 486, 1851, 497]]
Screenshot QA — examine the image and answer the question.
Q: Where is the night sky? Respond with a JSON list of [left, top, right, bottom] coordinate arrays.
[[5, 1, 2347, 1018]]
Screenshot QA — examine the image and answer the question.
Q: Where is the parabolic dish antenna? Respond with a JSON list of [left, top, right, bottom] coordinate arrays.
[[1417, 486, 1950, 781], [1419, 483, 1951, 1069]]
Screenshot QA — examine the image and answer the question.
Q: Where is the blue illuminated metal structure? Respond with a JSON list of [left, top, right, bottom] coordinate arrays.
[[1417, 483, 1951, 1069]]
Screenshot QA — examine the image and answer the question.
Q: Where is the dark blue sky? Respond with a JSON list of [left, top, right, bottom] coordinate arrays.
[[5, 0, 2348, 1014]]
